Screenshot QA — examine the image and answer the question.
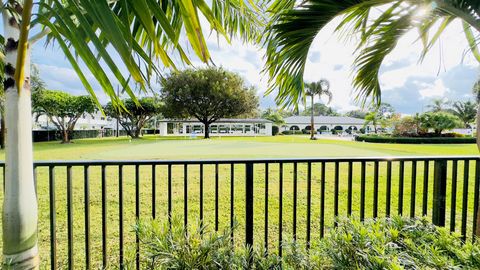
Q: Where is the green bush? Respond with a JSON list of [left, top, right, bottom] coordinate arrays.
[[128, 217, 480, 269], [281, 130, 304, 135], [356, 135, 476, 144], [317, 217, 480, 269], [272, 126, 279, 136]]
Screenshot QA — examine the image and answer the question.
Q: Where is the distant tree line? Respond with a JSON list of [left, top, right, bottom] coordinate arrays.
[[29, 67, 260, 142]]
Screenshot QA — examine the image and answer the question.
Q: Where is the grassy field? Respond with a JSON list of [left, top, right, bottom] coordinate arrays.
[[0, 135, 477, 269], [10, 134, 478, 161]]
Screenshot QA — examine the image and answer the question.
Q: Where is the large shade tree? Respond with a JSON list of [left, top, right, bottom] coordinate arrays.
[[305, 80, 332, 139], [32, 90, 97, 143], [265, 0, 480, 235], [104, 97, 163, 139], [1, 0, 266, 268], [161, 68, 259, 139]]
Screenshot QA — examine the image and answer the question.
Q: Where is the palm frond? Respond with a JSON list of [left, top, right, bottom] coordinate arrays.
[[32, 0, 265, 109], [264, 0, 366, 108]]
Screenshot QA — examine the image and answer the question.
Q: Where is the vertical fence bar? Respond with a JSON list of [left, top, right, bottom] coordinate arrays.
[[334, 161, 339, 219], [306, 162, 312, 250], [432, 160, 447, 227], [461, 160, 470, 241], [347, 161, 353, 216], [320, 162, 326, 238], [152, 165, 156, 219], [230, 164, 234, 241], [373, 161, 379, 218], [135, 165, 140, 270], [245, 162, 254, 247], [279, 162, 283, 256], [293, 162, 297, 240], [215, 163, 219, 231], [360, 161, 366, 221], [450, 161, 458, 232], [473, 159, 480, 239], [398, 161, 405, 215], [84, 166, 91, 269], [101, 165, 107, 269], [184, 164, 188, 229], [410, 161, 417, 218], [66, 166, 73, 270], [265, 163, 269, 252], [119, 165, 124, 269], [168, 164, 172, 227], [200, 164, 204, 226], [423, 160, 429, 216], [386, 161, 392, 217], [49, 166, 56, 270]]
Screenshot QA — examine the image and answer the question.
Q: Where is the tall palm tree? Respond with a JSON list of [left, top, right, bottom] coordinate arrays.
[[451, 100, 477, 128], [305, 80, 332, 139], [427, 98, 450, 112], [265, 0, 480, 234], [1, 1, 265, 268]]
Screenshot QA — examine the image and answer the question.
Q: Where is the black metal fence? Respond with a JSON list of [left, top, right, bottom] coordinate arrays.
[[0, 156, 479, 269]]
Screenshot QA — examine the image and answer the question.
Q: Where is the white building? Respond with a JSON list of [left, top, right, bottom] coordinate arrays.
[[283, 116, 373, 133], [33, 111, 117, 131], [158, 118, 273, 136]]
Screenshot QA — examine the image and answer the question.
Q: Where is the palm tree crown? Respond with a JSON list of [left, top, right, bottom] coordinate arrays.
[[265, 0, 480, 107]]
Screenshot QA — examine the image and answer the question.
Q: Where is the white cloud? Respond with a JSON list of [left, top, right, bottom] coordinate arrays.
[[29, 14, 479, 113]]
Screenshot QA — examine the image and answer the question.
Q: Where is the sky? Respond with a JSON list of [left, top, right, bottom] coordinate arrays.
[[29, 15, 479, 115]]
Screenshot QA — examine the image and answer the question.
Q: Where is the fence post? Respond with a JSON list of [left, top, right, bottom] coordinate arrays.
[[245, 162, 254, 247], [432, 160, 447, 226]]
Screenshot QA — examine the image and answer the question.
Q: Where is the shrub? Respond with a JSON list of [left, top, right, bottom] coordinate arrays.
[[355, 135, 476, 144], [316, 217, 480, 269], [393, 116, 418, 136], [272, 126, 279, 136], [418, 112, 463, 136], [281, 130, 304, 135], [129, 217, 480, 269]]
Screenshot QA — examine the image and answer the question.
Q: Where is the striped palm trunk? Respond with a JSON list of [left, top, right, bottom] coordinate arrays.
[[2, 3, 39, 269]]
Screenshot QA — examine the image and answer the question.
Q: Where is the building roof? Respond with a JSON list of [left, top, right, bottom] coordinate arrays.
[[159, 118, 272, 124], [285, 116, 365, 125]]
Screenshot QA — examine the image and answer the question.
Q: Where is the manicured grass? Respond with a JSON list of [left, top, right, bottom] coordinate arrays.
[[0, 135, 477, 268], [8, 134, 477, 161]]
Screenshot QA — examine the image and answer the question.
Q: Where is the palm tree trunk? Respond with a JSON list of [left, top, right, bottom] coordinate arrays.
[[2, 11, 39, 269], [310, 96, 314, 140]]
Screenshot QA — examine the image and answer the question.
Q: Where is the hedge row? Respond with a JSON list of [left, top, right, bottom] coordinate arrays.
[[32, 129, 129, 142], [355, 135, 476, 144]]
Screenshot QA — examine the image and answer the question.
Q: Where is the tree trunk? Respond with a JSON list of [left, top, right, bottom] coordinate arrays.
[[310, 95, 315, 140], [133, 128, 141, 138], [0, 115, 5, 149], [2, 10, 39, 269], [61, 129, 70, 143], [204, 122, 210, 139]]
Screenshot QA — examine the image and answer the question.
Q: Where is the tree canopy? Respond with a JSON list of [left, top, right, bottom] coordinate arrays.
[[419, 112, 462, 135], [104, 97, 163, 139], [161, 68, 259, 138], [451, 100, 477, 128], [301, 103, 338, 117], [32, 90, 96, 143]]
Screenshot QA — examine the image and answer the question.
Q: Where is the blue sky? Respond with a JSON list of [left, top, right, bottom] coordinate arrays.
[[29, 17, 478, 114]]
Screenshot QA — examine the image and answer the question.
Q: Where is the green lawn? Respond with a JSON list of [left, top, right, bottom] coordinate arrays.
[[12, 134, 478, 161], [0, 135, 477, 269]]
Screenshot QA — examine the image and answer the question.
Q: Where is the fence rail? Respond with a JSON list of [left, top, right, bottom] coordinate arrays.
[[1, 156, 479, 269]]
